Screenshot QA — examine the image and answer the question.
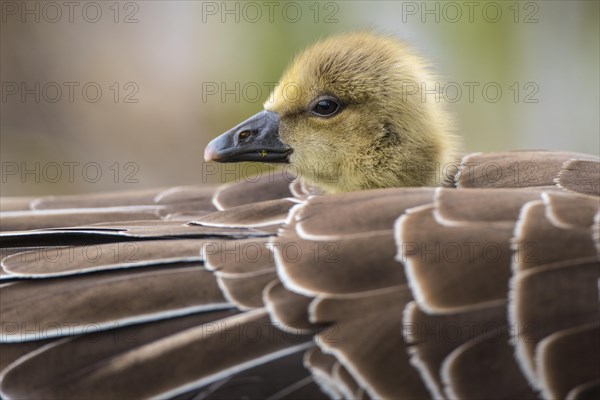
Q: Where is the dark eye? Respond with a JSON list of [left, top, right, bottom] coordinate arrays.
[[311, 98, 340, 117], [238, 130, 251, 140]]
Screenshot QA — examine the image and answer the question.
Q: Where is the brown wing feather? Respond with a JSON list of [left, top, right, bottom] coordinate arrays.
[[1, 151, 598, 399]]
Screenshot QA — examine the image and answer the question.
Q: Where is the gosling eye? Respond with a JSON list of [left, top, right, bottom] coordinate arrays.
[[310, 98, 340, 117], [238, 130, 252, 140]]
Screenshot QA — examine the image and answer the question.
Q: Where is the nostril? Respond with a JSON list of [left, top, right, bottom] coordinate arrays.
[[238, 130, 253, 140]]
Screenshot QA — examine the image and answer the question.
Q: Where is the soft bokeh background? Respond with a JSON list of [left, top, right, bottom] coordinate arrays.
[[1, 0, 598, 196]]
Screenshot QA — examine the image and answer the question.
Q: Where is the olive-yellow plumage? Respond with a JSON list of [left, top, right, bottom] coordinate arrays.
[[204, 32, 460, 193], [264, 32, 459, 192]]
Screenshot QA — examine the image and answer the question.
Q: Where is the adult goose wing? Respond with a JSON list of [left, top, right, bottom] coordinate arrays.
[[1, 151, 598, 400]]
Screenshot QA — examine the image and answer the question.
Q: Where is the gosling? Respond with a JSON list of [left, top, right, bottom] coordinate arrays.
[[204, 32, 459, 193]]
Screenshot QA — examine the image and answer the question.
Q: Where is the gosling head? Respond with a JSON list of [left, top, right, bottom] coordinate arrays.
[[205, 32, 458, 193]]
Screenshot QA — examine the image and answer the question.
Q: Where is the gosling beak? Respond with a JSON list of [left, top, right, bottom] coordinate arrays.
[[204, 110, 292, 163]]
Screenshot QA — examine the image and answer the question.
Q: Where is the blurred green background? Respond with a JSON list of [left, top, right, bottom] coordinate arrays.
[[1, 0, 598, 196]]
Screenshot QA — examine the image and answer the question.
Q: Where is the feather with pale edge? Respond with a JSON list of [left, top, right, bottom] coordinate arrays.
[[1, 150, 599, 399]]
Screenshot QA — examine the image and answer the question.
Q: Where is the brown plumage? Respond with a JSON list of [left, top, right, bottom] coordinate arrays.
[[1, 32, 599, 400]]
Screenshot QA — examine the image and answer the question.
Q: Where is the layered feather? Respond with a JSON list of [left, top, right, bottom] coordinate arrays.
[[0, 151, 599, 399]]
